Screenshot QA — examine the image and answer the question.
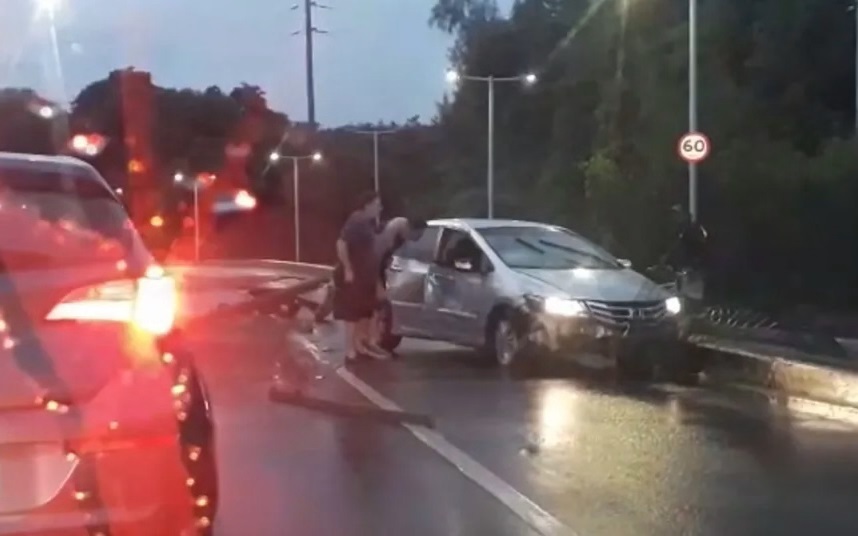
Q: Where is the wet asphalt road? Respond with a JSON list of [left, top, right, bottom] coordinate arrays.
[[187, 318, 858, 536]]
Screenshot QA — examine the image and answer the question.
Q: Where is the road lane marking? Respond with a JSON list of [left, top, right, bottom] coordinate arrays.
[[335, 367, 578, 536]]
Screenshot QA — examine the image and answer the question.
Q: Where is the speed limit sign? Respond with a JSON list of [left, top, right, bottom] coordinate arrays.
[[678, 132, 710, 163]]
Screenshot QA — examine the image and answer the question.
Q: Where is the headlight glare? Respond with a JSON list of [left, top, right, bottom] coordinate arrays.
[[665, 296, 682, 315], [543, 297, 587, 317]]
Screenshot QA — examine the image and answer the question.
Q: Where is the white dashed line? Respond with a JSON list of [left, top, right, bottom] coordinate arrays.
[[335, 367, 578, 536]]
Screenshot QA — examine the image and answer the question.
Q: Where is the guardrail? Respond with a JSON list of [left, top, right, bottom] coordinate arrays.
[[172, 259, 853, 358], [188, 259, 334, 279], [168, 259, 332, 329]]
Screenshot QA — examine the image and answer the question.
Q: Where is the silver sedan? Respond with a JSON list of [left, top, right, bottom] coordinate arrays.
[[379, 218, 691, 377]]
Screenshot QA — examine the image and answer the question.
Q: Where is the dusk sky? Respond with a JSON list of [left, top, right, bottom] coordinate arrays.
[[0, 0, 515, 127]]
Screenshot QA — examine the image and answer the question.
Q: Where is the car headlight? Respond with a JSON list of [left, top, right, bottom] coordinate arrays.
[[531, 296, 587, 317], [665, 296, 682, 315]]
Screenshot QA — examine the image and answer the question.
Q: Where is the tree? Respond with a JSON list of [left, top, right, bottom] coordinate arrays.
[[429, 0, 858, 310], [0, 89, 61, 154]]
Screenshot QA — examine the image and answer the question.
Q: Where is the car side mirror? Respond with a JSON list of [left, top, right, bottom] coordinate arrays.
[[453, 258, 474, 272], [618, 258, 632, 269]]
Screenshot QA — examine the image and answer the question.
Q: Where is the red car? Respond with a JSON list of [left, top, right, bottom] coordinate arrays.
[[0, 153, 218, 535]]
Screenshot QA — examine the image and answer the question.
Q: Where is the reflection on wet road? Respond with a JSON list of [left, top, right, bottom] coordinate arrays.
[[190, 320, 858, 536]]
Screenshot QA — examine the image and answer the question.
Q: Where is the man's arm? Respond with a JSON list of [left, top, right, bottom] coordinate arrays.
[[336, 238, 353, 281]]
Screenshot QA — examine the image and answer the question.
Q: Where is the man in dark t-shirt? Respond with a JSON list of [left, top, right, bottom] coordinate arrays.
[[333, 191, 386, 361], [665, 205, 708, 305]]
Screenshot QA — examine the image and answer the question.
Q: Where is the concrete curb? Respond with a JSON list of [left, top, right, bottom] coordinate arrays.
[[690, 337, 858, 414]]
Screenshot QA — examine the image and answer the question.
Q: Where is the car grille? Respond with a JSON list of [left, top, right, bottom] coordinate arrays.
[[583, 300, 667, 328]]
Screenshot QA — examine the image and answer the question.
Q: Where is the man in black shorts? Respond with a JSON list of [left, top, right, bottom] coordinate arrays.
[[333, 191, 387, 361]]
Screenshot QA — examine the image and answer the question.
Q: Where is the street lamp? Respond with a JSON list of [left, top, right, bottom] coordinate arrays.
[[268, 150, 323, 261], [37, 105, 55, 119], [445, 69, 537, 219], [347, 127, 399, 194], [173, 171, 214, 262], [35, 0, 62, 18]]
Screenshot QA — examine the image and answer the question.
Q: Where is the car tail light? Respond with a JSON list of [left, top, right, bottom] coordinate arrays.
[[46, 265, 178, 335]]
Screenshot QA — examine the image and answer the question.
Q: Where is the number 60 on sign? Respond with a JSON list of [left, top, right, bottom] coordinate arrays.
[[677, 132, 710, 163]]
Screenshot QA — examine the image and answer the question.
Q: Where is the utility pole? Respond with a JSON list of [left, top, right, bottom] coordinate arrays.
[[304, 0, 315, 127], [293, 1, 330, 128]]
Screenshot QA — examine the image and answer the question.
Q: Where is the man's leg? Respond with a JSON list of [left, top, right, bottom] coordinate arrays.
[[368, 280, 384, 345], [343, 321, 357, 360], [357, 316, 389, 359]]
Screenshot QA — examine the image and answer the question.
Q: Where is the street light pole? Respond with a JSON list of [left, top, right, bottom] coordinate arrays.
[[446, 70, 536, 220], [372, 132, 380, 193], [688, 0, 699, 223], [193, 181, 200, 261], [348, 128, 398, 195], [487, 76, 495, 219], [293, 157, 301, 262], [268, 150, 322, 262], [173, 172, 204, 262]]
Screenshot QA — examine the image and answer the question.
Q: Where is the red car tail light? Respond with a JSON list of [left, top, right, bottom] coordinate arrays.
[[46, 265, 178, 336]]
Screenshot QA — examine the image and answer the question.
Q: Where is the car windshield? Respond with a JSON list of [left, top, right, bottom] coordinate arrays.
[[479, 226, 621, 270], [0, 166, 147, 272]]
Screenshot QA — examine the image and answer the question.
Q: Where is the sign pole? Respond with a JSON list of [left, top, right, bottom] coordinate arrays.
[[688, 0, 699, 222]]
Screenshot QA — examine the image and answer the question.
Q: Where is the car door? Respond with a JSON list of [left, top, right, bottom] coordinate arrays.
[[385, 225, 440, 337], [425, 228, 494, 345]]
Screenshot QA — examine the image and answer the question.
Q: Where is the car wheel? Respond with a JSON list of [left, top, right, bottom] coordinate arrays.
[[182, 369, 219, 527], [378, 300, 402, 352], [487, 312, 536, 372], [494, 318, 520, 367]]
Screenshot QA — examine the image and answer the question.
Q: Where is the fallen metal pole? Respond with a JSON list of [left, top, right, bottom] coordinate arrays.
[[178, 262, 437, 428], [179, 275, 329, 330]]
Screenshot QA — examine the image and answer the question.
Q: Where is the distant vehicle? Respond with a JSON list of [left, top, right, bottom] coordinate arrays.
[[0, 153, 218, 534], [140, 185, 259, 260], [381, 218, 694, 379], [210, 188, 257, 232]]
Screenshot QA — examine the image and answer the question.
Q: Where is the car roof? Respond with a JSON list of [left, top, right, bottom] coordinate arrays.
[[428, 218, 559, 231], [0, 152, 101, 179]]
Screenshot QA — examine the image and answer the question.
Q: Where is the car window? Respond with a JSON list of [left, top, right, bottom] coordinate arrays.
[[395, 225, 439, 263], [436, 228, 486, 268], [479, 225, 620, 270], [0, 166, 149, 272]]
